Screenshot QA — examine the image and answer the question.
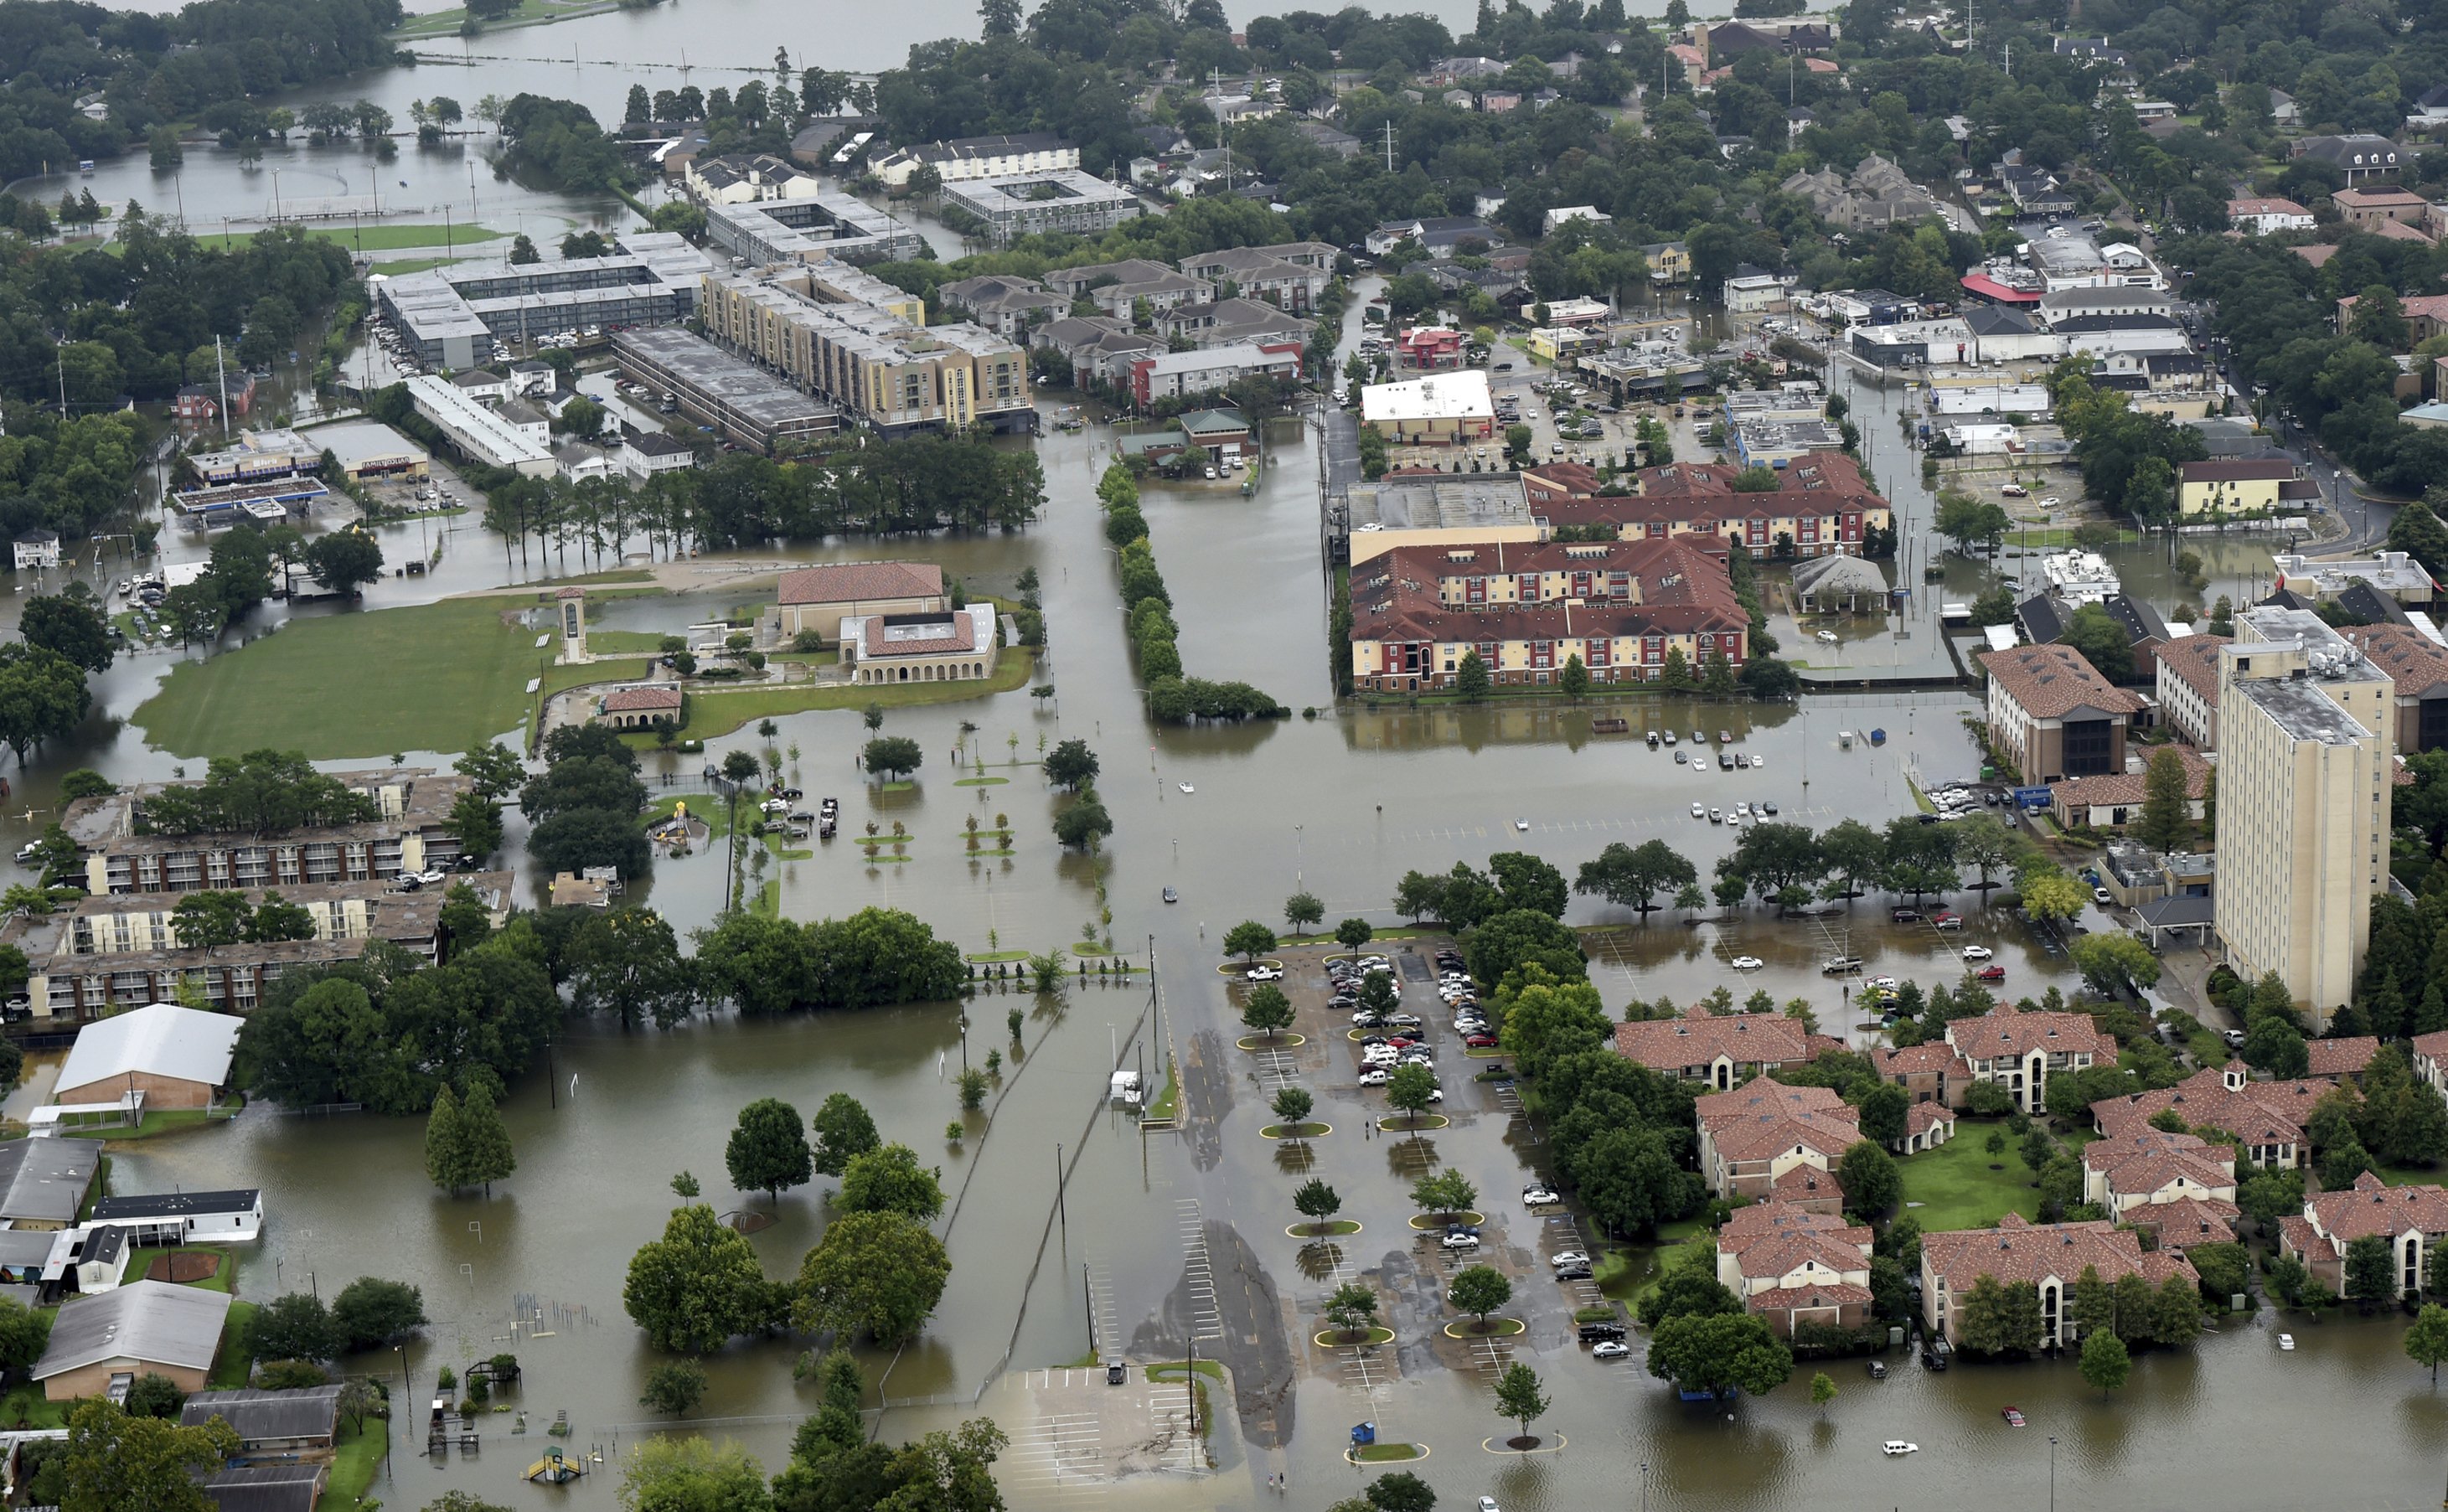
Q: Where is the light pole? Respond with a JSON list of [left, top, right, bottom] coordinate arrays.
[[1640, 1461, 1649, 1512], [2048, 1435, 2058, 1512]]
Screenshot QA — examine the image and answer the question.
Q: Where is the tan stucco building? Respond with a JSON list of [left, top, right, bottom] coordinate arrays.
[[2214, 607, 2394, 1024]]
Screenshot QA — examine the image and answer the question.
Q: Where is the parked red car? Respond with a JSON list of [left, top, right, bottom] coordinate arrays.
[[1465, 1033, 1500, 1049], [1976, 964, 2006, 982]]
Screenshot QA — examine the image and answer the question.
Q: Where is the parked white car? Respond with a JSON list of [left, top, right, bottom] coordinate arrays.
[[1730, 955, 1764, 971], [1960, 945, 1994, 961], [1522, 1186, 1562, 1206]]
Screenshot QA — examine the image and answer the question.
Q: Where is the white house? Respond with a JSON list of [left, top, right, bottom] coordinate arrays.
[[1543, 204, 1613, 235], [622, 429, 695, 481], [12, 531, 59, 571], [2228, 197, 2316, 235], [89, 1189, 264, 1246]]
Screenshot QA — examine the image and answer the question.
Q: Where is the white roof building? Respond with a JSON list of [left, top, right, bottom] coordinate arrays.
[[1360, 370, 1495, 427], [54, 1004, 240, 1103]]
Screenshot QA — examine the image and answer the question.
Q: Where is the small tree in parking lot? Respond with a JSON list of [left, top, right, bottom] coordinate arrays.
[[1242, 983, 1295, 1041], [1449, 1265, 1512, 1332], [1325, 1282, 1379, 1340], [1386, 1062, 1438, 1127], [1269, 1085, 1314, 1132], [1357, 969, 1400, 1020], [1411, 1169, 1478, 1218], [1284, 890, 1325, 938], [1292, 1179, 1342, 1236]]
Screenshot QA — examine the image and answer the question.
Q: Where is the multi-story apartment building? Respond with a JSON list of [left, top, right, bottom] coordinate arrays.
[[1174, 245, 1333, 312], [874, 132, 1078, 188], [65, 769, 472, 896], [1692, 1082, 1859, 1200], [2279, 1171, 2448, 1297], [2342, 624, 2448, 755], [1713, 1201, 1877, 1337], [1350, 537, 1750, 693], [2155, 633, 2229, 750], [2214, 607, 2394, 1023], [698, 267, 1033, 436], [1978, 643, 2146, 783], [1612, 1013, 1827, 1090], [1941, 1009, 2115, 1116], [1922, 1214, 2197, 1353], [1529, 454, 1892, 560]]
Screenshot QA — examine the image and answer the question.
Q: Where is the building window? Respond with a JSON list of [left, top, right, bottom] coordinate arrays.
[[2062, 718, 2115, 777]]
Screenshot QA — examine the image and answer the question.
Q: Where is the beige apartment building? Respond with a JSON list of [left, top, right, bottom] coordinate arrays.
[[698, 267, 1031, 436], [2213, 607, 2394, 1024]]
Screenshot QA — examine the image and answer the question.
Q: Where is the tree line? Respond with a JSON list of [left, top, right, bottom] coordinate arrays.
[[0, 0, 405, 184], [1094, 461, 1283, 724]]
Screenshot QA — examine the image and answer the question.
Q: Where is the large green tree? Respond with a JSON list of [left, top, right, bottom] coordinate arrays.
[[1645, 1312, 1794, 1397], [59, 1400, 238, 1512], [622, 1204, 773, 1354], [793, 1210, 951, 1345], [726, 1097, 813, 1204]]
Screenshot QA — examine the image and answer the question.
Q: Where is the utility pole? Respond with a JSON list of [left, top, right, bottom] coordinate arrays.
[[214, 336, 230, 442], [1382, 121, 1397, 174]]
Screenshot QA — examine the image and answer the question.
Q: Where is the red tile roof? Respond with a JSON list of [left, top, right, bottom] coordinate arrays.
[[1721, 1198, 1855, 1241], [1978, 644, 2148, 720], [860, 615, 978, 657], [2305, 1035, 2381, 1080], [2155, 634, 2228, 704], [1944, 1009, 2116, 1063], [1617, 1013, 1818, 1071], [1697, 1081, 1861, 1161], [2094, 1065, 2327, 1147], [1878, 1042, 1974, 1079], [1903, 1102, 1955, 1137], [602, 685, 684, 713], [2342, 625, 2448, 699], [1769, 1164, 1848, 1203], [777, 561, 943, 606], [1357, 536, 1753, 651], [1747, 1280, 1876, 1311], [2048, 746, 2211, 812], [2301, 1172, 2448, 1247], [2413, 1030, 2448, 1071], [1923, 1212, 2198, 1293]]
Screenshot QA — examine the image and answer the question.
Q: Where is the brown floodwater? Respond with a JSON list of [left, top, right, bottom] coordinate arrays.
[[3, 278, 2398, 1509]]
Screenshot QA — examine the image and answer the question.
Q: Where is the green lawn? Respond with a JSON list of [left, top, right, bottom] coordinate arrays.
[[369, 255, 469, 276], [0, 1385, 64, 1428], [1898, 1132, 2042, 1231], [64, 1107, 230, 1141], [2373, 1162, 2448, 1187], [589, 629, 680, 653], [326, 1417, 385, 1504], [1598, 1219, 1707, 1305], [189, 224, 509, 253], [134, 596, 658, 759], [621, 649, 1038, 746], [209, 1301, 259, 1390]]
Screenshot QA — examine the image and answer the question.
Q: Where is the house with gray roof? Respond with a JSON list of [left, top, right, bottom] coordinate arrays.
[[183, 1383, 343, 1449], [34, 1279, 231, 1398], [0, 1136, 100, 1231]]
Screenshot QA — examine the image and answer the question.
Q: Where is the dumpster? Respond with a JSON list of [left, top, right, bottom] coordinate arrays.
[[1351, 1422, 1376, 1447]]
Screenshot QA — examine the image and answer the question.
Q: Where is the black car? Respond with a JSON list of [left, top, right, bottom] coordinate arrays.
[[1578, 1322, 1626, 1343], [1555, 1265, 1594, 1281]]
